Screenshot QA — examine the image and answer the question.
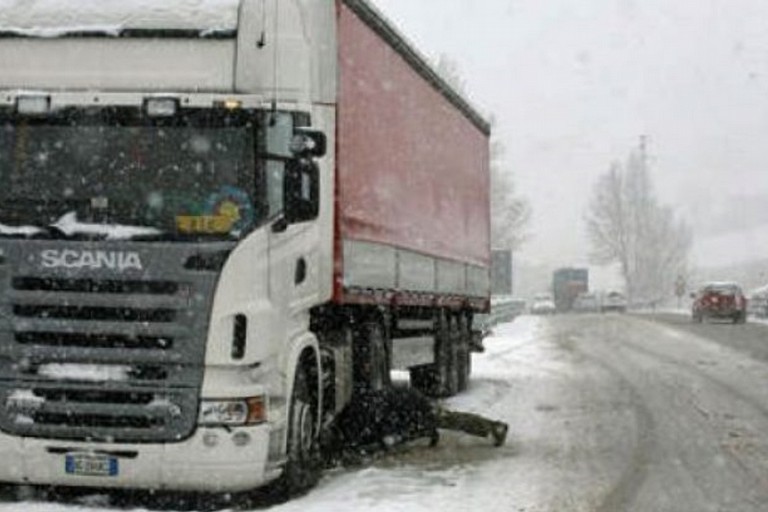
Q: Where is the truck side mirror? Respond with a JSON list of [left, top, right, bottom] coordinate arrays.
[[290, 128, 327, 158], [283, 159, 319, 224]]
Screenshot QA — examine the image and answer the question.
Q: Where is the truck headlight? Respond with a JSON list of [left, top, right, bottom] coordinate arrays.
[[198, 396, 266, 426]]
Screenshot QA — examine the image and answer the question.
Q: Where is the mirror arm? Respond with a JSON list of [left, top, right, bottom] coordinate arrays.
[[271, 215, 289, 233]]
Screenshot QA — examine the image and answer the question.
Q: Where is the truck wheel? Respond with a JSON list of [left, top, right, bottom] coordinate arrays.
[[444, 313, 460, 396], [353, 321, 391, 392], [456, 313, 472, 392], [275, 363, 321, 497], [410, 310, 458, 397]]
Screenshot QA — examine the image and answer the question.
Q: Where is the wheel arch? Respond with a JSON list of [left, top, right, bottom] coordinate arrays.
[[282, 332, 322, 443], [271, 332, 324, 497]]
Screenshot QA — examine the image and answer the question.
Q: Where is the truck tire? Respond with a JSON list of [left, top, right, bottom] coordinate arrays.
[[410, 310, 458, 398], [456, 313, 472, 392], [445, 313, 461, 396], [274, 362, 321, 498], [353, 320, 391, 392]]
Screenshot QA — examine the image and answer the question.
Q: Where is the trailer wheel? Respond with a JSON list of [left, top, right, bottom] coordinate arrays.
[[353, 320, 391, 392], [445, 313, 461, 396], [456, 314, 472, 392], [410, 310, 458, 397], [274, 362, 321, 498]]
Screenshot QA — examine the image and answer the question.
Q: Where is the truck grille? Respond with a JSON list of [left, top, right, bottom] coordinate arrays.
[[0, 241, 223, 444], [12, 277, 180, 295], [13, 304, 177, 323], [15, 332, 174, 350]]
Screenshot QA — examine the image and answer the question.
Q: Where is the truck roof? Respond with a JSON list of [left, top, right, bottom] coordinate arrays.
[[0, 0, 240, 37]]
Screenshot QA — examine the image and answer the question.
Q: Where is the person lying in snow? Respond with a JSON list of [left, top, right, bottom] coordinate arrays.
[[322, 386, 508, 463]]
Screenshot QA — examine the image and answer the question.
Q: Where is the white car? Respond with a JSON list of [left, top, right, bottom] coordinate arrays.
[[601, 291, 628, 313], [573, 292, 600, 313], [531, 293, 556, 315]]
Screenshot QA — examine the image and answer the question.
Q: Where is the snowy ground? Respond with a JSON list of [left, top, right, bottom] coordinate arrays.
[[0, 316, 556, 512], [276, 316, 550, 512]]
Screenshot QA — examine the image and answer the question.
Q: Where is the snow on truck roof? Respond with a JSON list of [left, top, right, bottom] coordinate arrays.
[[0, 0, 240, 37], [0, 0, 490, 135]]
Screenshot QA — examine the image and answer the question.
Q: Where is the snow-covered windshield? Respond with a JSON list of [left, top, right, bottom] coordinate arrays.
[[0, 107, 260, 240]]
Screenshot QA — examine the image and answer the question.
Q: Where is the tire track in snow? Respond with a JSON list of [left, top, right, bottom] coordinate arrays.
[[614, 335, 768, 491], [619, 329, 768, 420], [564, 345, 657, 512], [583, 316, 768, 510]]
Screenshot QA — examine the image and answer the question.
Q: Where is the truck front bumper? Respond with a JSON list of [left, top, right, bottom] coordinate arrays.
[[0, 424, 282, 492]]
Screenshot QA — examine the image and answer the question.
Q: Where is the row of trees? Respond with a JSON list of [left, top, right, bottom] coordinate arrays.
[[586, 138, 692, 304], [490, 130, 530, 250]]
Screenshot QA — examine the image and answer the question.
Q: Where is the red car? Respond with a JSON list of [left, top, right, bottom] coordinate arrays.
[[692, 282, 748, 324]]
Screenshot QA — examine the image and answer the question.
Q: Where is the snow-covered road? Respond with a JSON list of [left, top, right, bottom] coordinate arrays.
[[7, 313, 768, 511]]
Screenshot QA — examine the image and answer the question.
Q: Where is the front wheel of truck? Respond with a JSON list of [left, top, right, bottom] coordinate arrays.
[[274, 362, 321, 498]]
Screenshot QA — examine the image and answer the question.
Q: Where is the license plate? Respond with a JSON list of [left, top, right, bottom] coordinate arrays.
[[65, 453, 118, 477]]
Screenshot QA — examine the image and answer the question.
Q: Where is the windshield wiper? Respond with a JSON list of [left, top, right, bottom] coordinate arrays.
[[128, 231, 239, 243]]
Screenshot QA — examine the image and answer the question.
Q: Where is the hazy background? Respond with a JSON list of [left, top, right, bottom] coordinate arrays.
[[374, 0, 768, 296]]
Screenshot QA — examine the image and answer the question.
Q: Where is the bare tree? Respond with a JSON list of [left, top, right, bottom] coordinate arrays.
[[435, 54, 530, 250], [586, 139, 692, 304], [490, 133, 530, 250]]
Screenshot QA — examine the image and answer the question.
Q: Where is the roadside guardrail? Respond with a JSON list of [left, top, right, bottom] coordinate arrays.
[[474, 296, 526, 335]]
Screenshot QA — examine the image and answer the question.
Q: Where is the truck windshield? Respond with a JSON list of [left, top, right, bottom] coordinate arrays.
[[0, 107, 261, 241]]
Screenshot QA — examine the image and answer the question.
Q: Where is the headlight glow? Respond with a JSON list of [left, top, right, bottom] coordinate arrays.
[[198, 396, 266, 426]]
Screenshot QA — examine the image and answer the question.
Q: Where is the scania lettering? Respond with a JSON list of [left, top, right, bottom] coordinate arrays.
[[0, 0, 491, 497], [40, 250, 144, 272]]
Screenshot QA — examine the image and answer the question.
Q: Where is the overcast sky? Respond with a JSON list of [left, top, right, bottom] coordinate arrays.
[[374, 0, 768, 275]]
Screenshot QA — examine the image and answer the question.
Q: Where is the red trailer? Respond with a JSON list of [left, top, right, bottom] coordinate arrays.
[[319, 0, 492, 402], [335, 0, 491, 313]]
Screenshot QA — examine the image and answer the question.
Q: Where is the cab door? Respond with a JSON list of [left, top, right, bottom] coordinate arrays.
[[263, 113, 322, 329]]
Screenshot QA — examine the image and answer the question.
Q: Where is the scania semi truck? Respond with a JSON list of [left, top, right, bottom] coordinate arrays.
[[0, 0, 491, 496]]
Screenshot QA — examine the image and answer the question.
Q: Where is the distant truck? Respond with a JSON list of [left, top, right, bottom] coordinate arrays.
[[552, 268, 589, 312], [0, 0, 490, 497]]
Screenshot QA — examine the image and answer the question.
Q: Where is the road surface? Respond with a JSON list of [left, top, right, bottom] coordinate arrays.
[[5, 313, 768, 511]]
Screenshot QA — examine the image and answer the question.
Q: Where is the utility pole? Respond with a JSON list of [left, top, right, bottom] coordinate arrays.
[[639, 134, 648, 170]]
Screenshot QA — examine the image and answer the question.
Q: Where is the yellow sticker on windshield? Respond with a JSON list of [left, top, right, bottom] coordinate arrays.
[[176, 215, 235, 234], [176, 187, 253, 235]]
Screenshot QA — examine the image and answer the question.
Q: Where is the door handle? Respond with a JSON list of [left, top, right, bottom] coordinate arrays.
[[295, 257, 307, 285]]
